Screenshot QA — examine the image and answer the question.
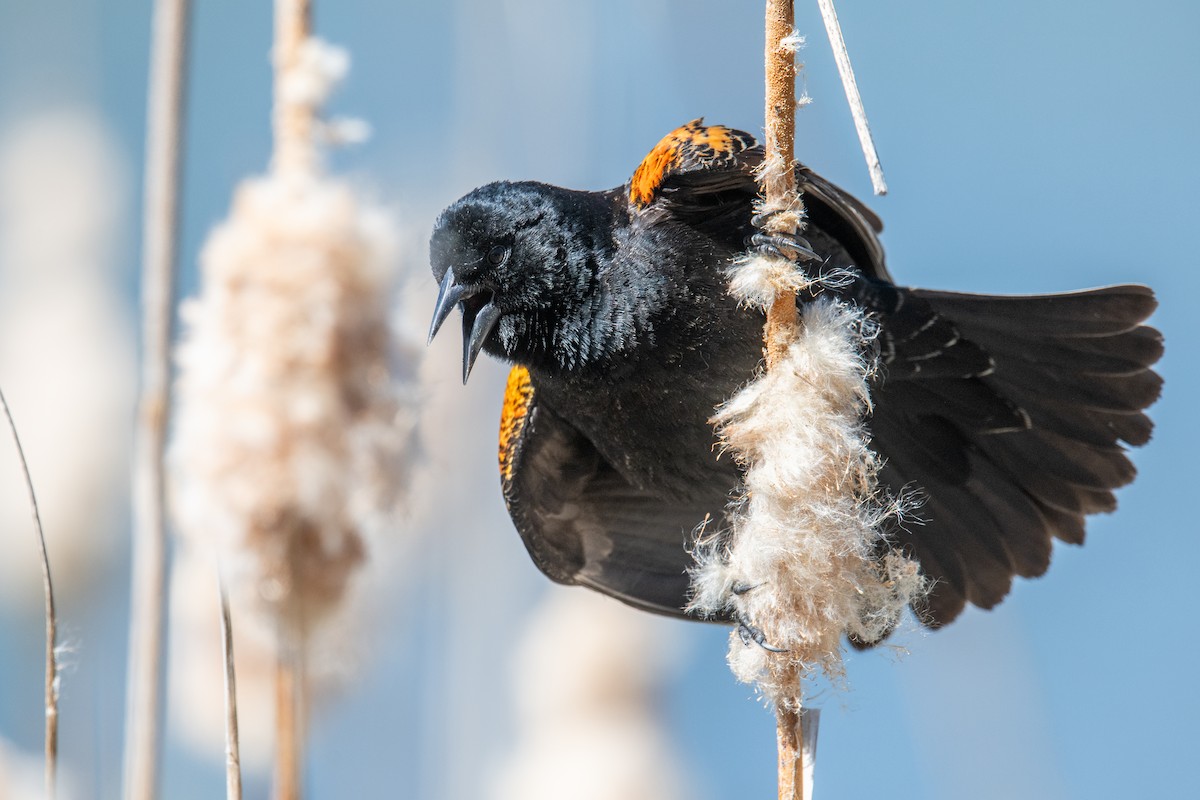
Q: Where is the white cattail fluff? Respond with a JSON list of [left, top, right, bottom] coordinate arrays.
[[689, 289, 924, 702], [493, 589, 687, 800]]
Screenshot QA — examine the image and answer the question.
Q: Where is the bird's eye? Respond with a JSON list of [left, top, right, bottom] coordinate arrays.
[[486, 244, 510, 266]]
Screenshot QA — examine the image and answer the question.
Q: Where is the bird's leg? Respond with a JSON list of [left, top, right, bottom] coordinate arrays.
[[748, 209, 821, 263]]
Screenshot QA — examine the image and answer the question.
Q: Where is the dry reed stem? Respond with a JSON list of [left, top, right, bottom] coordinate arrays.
[[762, 0, 801, 371], [0, 388, 58, 800], [815, 0, 888, 195], [218, 574, 243, 800], [124, 1, 190, 798], [274, 656, 303, 800], [777, 707, 820, 800], [777, 708, 801, 799]]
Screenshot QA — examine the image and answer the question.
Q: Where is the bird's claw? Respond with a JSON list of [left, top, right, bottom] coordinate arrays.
[[736, 612, 788, 653], [750, 209, 789, 229], [749, 232, 821, 263], [749, 209, 821, 262]]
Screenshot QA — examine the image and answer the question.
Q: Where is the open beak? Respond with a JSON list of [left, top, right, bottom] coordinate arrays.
[[428, 268, 502, 384]]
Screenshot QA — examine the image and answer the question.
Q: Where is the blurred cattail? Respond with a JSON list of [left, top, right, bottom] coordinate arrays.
[[0, 109, 135, 610], [492, 589, 687, 800], [170, 25, 417, 654]]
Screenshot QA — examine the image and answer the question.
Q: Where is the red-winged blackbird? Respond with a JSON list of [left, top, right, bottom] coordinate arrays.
[[428, 119, 1162, 634]]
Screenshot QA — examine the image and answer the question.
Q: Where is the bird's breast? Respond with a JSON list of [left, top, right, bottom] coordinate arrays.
[[532, 291, 764, 503]]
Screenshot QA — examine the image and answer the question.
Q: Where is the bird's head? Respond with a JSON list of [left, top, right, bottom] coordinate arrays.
[[428, 180, 616, 382]]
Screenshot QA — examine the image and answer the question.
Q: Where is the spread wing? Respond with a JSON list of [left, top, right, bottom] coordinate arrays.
[[498, 366, 721, 616], [865, 286, 1162, 625]]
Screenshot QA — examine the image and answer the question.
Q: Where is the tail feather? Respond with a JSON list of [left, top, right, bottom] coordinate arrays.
[[916, 285, 1157, 337], [993, 428, 1136, 490], [967, 455, 1054, 577], [1035, 502, 1087, 546], [922, 496, 1014, 609], [989, 325, 1163, 375], [1000, 390, 1152, 449], [988, 356, 1163, 413], [983, 436, 1119, 515]]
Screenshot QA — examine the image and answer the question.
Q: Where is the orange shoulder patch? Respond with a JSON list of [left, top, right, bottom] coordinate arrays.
[[628, 119, 756, 209], [498, 365, 535, 483]]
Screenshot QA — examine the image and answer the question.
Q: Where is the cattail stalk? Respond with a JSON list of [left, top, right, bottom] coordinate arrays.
[[124, 1, 190, 798], [689, 3, 923, 799], [0, 389, 58, 800], [218, 574, 243, 800], [273, 0, 315, 176], [764, 4, 810, 796], [274, 656, 303, 800], [271, 3, 311, 796], [777, 707, 820, 800], [761, 0, 802, 371]]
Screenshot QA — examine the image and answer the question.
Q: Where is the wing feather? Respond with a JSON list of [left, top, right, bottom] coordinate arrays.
[[500, 366, 725, 617]]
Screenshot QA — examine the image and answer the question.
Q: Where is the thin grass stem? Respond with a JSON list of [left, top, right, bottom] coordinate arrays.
[[0, 389, 58, 800]]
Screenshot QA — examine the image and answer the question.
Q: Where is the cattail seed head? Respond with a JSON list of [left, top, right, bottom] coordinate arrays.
[[171, 166, 415, 648], [690, 294, 925, 701]]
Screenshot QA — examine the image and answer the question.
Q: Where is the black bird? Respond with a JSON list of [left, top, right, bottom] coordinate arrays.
[[428, 120, 1162, 635]]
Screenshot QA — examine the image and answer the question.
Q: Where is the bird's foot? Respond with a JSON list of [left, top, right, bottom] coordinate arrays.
[[749, 232, 821, 263], [748, 209, 821, 263], [735, 611, 788, 653]]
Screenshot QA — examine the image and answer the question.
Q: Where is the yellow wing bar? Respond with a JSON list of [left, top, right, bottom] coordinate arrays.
[[498, 365, 535, 483]]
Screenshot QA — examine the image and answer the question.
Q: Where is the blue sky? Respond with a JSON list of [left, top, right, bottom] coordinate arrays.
[[1, 1, 1197, 797]]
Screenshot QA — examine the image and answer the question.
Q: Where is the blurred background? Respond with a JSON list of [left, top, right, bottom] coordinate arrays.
[[0, 0, 1197, 797]]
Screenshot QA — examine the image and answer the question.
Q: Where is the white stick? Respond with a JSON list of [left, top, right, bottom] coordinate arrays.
[[0, 389, 58, 800], [123, 0, 190, 797], [218, 573, 243, 800], [815, 0, 888, 195], [800, 708, 820, 800]]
